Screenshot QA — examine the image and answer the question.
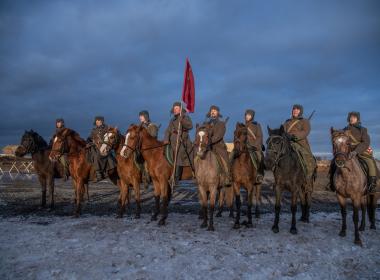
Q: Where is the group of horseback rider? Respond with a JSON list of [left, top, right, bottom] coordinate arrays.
[[48, 103, 378, 194]]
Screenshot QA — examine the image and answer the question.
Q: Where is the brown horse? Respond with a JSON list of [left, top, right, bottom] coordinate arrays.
[[15, 130, 65, 209], [123, 124, 172, 225], [231, 122, 262, 228], [100, 126, 143, 219], [194, 124, 227, 231], [330, 128, 379, 245], [265, 126, 314, 234], [49, 128, 119, 217]]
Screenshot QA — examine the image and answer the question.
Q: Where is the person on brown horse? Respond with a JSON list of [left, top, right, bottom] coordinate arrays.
[[139, 110, 159, 188], [203, 105, 232, 187], [283, 104, 316, 181], [330, 112, 378, 194], [48, 118, 70, 181], [86, 116, 117, 182], [164, 102, 193, 185], [243, 109, 265, 183]]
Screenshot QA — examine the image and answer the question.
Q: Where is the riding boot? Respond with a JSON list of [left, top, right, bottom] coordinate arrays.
[[368, 177, 377, 194], [174, 166, 183, 186], [95, 171, 104, 183], [256, 158, 265, 184]]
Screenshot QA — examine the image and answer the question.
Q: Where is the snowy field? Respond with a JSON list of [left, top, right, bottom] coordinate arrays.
[[1, 211, 379, 280]]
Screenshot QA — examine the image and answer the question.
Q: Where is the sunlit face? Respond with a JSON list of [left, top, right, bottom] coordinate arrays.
[[349, 115, 358, 125], [210, 109, 219, 118], [173, 106, 181, 115], [245, 114, 252, 122], [56, 121, 64, 128], [139, 115, 146, 123], [292, 108, 301, 118], [95, 120, 103, 127]]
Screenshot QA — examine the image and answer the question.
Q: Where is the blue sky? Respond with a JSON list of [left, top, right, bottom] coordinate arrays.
[[0, 0, 379, 155]]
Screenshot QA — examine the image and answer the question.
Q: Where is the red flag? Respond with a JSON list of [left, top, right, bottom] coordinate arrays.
[[182, 58, 195, 113]]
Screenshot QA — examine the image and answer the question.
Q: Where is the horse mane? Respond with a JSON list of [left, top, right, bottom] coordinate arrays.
[[27, 130, 48, 150], [58, 128, 86, 147]]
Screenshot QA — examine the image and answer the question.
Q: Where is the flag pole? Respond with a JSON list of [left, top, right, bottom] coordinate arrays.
[[170, 102, 183, 192]]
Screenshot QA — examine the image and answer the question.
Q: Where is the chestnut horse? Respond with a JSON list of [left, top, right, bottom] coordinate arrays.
[[100, 126, 142, 218], [231, 122, 262, 229], [123, 124, 172, 225], [49, 128, 118, 217], [194, 124, 227, 231], [330, 128, 379, 245], [15, 130, 65, 209]]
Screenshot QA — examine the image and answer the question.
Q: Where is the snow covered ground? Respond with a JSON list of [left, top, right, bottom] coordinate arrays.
[[1, 211, 379, 280]]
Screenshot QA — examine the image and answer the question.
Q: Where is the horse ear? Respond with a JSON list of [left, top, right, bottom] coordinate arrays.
[[236, 122, 240, 129], [267, 125, 272, 135], [330, 127, 335, 135], [196, 123, 199, 130], [279, 125, 285, 134]]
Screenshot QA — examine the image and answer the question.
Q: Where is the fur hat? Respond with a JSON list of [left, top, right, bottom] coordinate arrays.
[[139, 110, 150, 122], [292, 104, 304, 117], [347, 111, 361, 123], [206, 105, 223, 118], [170, 101, 186, 114], [245, 109, 255, 120], [93, 116, 105, 125], [55, 118, 64, 124]]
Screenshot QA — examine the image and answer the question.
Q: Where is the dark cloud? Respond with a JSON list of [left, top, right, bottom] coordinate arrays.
[[1, 0, 379, 156]]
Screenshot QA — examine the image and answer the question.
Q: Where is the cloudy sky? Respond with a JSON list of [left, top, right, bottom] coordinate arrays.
[[1, 0, 379, 155]]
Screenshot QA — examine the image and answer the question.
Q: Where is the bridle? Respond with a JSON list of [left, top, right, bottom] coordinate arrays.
[[233, 127, 249, 156], [266, 135, 288, 169], [332, 134, 351, 168]]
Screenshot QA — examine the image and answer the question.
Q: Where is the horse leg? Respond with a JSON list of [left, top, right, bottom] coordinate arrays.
[[299, 192, 306, 222], [359, 196, 366, 231], [117, 180, 128, 218], [134, 180, 141, 219], [199, 187, 208, 228], [352, 200, 362, 246], [337, 194, 347, 237], [305, 191, 311, 223], [151, 182, 160, 221], [255, 184, 261, 219], [243, 185, 254, 228], [290, 192, 298, 234], [272, 186, 281, 233], [74, 179, 85, 217], [158, 183, 169, 226], [233, 183, 241, 229], [47, 176, 55, 210], [207, 188, 217, 231], [368, 194, 377, 230], [38, 176, 47, 208], [216, 188, 224, 217]]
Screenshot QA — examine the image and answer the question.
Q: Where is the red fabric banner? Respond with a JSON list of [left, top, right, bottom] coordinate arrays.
[[182, 58, 195, 113]]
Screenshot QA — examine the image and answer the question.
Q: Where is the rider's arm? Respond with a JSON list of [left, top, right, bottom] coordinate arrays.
[[354, 128, 370, 154]]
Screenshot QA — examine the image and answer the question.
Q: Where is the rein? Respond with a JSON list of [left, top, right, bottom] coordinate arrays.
[[266, 135, 288, 169]]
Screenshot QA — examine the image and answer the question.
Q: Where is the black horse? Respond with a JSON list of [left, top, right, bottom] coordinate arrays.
[[15, 130, 65, 209], [264, 126, 314, 234]]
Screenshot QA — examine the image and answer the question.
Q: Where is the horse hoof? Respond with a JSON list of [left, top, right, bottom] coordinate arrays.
[[233, 223, 240, 229], [290, 228, 298, 235], [354, 239, 363, 247], [134, 214, 141, 219], [216, 212, 222, 218], [370, 224, 376, 230], [229, 213, 235, 219], [272, 226, 279, 233], [242, 221, 253, 228], [339, 230, 346, 237], [359, 226, 365, 232], [207, 225, 215, 231], [151, 215, 158, 221], [116, 214, 123, 219], [158, 219, 166, 226], [255, 213, 260, 219]]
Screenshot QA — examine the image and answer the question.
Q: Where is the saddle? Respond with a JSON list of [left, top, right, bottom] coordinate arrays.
[[289, 142, 316, 181], [357, 157, 380, 179]]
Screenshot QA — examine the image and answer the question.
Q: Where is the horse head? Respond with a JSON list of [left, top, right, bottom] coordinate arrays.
[[330, 127, 351, 168], [194, 123, 211, 159], [100, 126, 120, 156], [49, 128, 73, 161], [264, 125, 287, 170], [233, 122, 248, 154], [121, 124, 143, 159], [15, 130, 47, 157]]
